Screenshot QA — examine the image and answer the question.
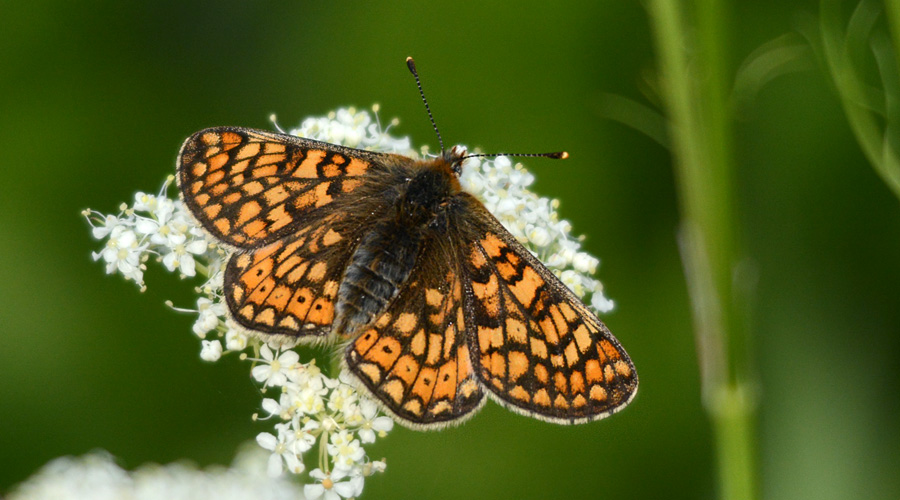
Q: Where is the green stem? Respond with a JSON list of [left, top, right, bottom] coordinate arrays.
[[646, 1, 757, 499]]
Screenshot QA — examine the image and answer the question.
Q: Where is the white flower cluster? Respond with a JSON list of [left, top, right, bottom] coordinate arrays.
[[77, 106, 613, 498], [8, 447, 304, 500], [459, 155, 615, 313]]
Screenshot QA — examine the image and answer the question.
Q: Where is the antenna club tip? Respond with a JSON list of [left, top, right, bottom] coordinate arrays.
[[557, 151, 569, 159], [406, 57, 417, 73]]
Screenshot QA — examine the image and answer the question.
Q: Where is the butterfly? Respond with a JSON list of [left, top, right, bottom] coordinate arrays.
[[176, 58, 637, 429]]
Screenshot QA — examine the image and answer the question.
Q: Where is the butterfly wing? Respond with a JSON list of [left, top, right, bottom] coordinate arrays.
[[178, 127, 405, 337], [344, 238, 486, 428], [458, 194, 637, 423], [177, 127, 394, 249]]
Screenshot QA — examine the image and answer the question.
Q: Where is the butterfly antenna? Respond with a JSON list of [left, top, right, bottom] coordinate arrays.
[[406, 57, 445, 155], [462, 151, 569, 160]]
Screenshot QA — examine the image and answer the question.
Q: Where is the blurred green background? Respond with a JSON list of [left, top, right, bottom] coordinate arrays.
[[1, 1, 898, 499]]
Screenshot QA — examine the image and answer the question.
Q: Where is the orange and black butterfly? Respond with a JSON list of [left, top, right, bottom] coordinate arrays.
[[176, 58, 637, 429]]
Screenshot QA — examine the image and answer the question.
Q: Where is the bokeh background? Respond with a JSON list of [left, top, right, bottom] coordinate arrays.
[[1, 1, 898, 499]]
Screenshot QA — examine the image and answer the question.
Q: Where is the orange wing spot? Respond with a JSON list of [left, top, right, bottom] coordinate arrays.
[[554, 394, 569, 409], [278, 316, 299, 331], [529, 338, 548, 359], [434, 362, 457, 399], [232, 234, 246, 244], [213, 218, 231, 236], [242, 219, 267, 238], [507, 351, 529, 381], [306, 261, 327, 282], [550, 354, 565, 368], [472, 276, 500, 316], [554, 371, 569, 395], [323, 280, 339, 298], [294, 150, 326, 178], [357, 362, 382, 385], [255, 308, 276, 326], [191, 163, 207, 177], [411, 367, 438, 403], [221, 132, 242, 147], [194, 193, 210, 206], [322, 163, 341, 177], [459, 379, 479, 398], [534, 364, 549, 384], [496, 260, 517, 281], [559, 302, 578, 322], [403, 399, 424, 417], [375, 312, 393, 328], [313, 182, 333, 207], [600, 340, 620, 360], [354, 329, 379, 355], [236, 200, 261, 226], [263, 185, 290, 205], [286, 288, 313, 319], [442, 324, 455, 357], [208, 153, 229, 172], [425, 288, 443, 308], [238, 304, 255, 321], [509, 385, 531, 402], [252, 164, 278, 178], [231, 285, 244, 303], [201, 132, 219, 145], [206, 169, 226, 185], [585, 359, 603, 383], [285, 261, 309, 284], [393, 355, 420, 386], [235, 142, 260, 160], [533, 389, 551, 407], [331, 154, 347, 165], [615, 360, 632, 378], [572, 394, 587, 408], [246, 276, 276, 305], [209, 183, 226, 196], [539, 316, 560, 345], [263, 142, 286, 154], [322, 228, 342, 246], [275, 255, 303, 278], [204, 204, 221, 219], [430, 400, 452, 415], [222, 192, 240, 205], [570, 371, 586, 393], [589, 385, 608, 402], [256, 153, 286, 167], [230, 159, 250, 175], [489, 352, 506, 378], [481, 233, 506, 258], [470, 246, 488, 268], [266, 205, 292, 232], [549, 305, 569, 336], [564, 341, 579, 367], [393, 312, 417, 334], [429, 309, 446, 327], [426, 334, 443, 365], [191, 180, 204, 194], [381, 379, 405, 404], [509, 265, 543, 307], [573, 325, 592, 353], [341, 178, 361, 192], [305, 297, 334, 325], [346, 158, 368, 176], [504, 317, 526, 344], [478, 326, 503, 352], [410, 330, 426, 356], [265, 285, 293, 309], [369, 336, 403, 370], [604, 364, 616, 383]]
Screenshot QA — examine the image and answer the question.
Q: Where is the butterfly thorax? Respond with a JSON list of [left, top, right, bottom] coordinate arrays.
[[333, 158, 461, 337]]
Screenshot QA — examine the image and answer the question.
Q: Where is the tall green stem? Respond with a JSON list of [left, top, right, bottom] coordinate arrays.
[[646, 1, 757, 499]]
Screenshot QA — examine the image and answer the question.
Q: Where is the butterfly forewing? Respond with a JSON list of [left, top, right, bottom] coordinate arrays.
[[177, 127, 387, 249], [459, 194, 637, 423]]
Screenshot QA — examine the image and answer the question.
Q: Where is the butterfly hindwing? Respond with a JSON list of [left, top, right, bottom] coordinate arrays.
[[344, 239, 486, 428], [177, 127, 390, 249], [458, 194, 637, 423]]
